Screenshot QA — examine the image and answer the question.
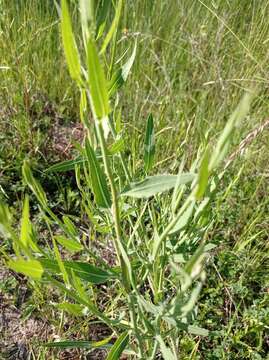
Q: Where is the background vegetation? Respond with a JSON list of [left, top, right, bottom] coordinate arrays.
[[0, 0, 268, 359]]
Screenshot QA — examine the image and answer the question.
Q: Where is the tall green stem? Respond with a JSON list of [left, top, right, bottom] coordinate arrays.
[[95, 120, 131, 290]]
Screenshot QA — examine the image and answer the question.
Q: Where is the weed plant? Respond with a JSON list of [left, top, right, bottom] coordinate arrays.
[[0, 1, 268, 359]]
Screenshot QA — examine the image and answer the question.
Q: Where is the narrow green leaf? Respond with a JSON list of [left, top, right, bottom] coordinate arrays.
[[108, 42, 137, 96], [163, 317, 209, 336], [8, 259, 43, 280], [22, 161, 48, 208], [96, 1, 112, 39], [79, 0, 93, 46], [121, 174, 195, 198], [108, 137, 125, 154], [169, 201, 195, 235], [100, 0, 123, 55], [57, 302, 85, 316], [52, 237, 69, 285], [0, 202, 12, 238], [85, 138, 111, 208], [45, 157, 86, 173], [156, 335, 177, 360], [180, 281, 203, 316], [144, 114, 155, 173], [185, 244, 205, 279], [108, 68, 124, 96], [87, 38, 110, 119], [195, 147, 210, 199], [40, 259, 116, 284], [209, 92, 253, 170], [62, 216, 78, 237], [55, 235, 83, 253], [106, 331, 129, 360], [187, 324, 209, 336], [121, 41, 137, 81], [61, 0, 81, 83], [44, 340, 106, 349], [20, 195, 31, 247], [45, 335, 113, 349]]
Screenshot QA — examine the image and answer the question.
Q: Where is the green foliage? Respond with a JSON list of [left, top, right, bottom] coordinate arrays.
[[0, 0, 268, 359]]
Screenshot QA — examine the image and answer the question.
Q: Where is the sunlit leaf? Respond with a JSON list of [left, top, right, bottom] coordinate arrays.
[[195, 147, 210, 199], [57, 302, 85, 316], [100, 0, 123, 55], [87, 38, 110, 119], [45, 157, 86, 173], [44, 340, 110, 349], [61, 0, 81, 83], [8, 259, 43, 280], [121, 174, 195, 198], [85, 138, 111, 208], [55, 235, 83, 253], [40, 259, 116, 284], [156, 335, 176, 360], [22, 161, 48, 208], [106, 331, 129, 360], [169, 201, 195, 234]]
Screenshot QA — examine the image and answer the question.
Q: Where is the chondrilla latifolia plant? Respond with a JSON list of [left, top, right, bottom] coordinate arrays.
[[0, 0, 253, 358]]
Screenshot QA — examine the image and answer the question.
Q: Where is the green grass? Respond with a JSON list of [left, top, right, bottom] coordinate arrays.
[[0, 0, 269, 359]]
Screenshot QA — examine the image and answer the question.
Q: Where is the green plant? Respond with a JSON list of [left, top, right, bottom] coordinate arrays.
[[0, 1, 254, 358]]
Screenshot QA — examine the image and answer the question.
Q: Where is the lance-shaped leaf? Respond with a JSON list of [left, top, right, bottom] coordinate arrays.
[[209, 92, 253, 170], [61, 0, 81, 83], [57, 302, 85, 316], [85, 138, 111, 208], [100, 0, 123, 55], [195, 147, 210, 199], [106, 331, 129, 360], [45, 157, 86, 173], [169, 201, 195, 235], [121, 174, 195, 198], [55, 235, 83, 253], [22, 161, 48, 208], [163, 317, 209, 336], [87, 38, 110, 119], [156, 335, 177, 360], [144, 113, 155, 172], [44, 339, 112, 349], [40, 259, 116, 284], [20, 195, 31, 248], [8, 259, 43, 280], [108, 41, 137, 96]]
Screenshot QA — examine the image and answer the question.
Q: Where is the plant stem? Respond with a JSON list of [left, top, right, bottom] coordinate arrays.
[[95, 120, 131, 290]]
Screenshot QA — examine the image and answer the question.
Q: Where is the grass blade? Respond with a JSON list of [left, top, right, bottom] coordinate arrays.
[[106, 331, 129, 360], [195, 147, 210, 199], [61, 0, 81, 83], [100, 0, 123, 55], [22, 161, 48, 208], [20, 195, 31, 248], [121, 41, 137, 81], [44, 340, 110, 349], [144, 113, 155, 173], [45, 157, 86, 173]]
